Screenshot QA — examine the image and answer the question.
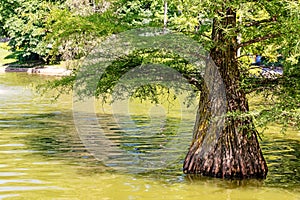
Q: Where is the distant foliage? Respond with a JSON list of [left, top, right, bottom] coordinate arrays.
[[0, 0, 19, 36], [43, 8, 123, 62], [1, 0, 117, 62], [3, 0, 54, 61]]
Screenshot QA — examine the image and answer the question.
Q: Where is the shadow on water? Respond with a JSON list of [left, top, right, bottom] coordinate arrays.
[[21, 111, 192, 175], [0, 109, 108, 174], [28, 113, 108, 170], [184, 174, 265, 189], [262, 137, 300, 189]]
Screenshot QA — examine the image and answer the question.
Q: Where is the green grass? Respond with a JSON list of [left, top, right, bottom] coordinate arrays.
[[0, 42, 67, 69], [0, 42, 17, 66]]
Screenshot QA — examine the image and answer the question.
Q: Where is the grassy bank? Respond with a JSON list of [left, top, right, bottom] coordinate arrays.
[[0, 42, 72, 75], [0, 42, 17, 66]]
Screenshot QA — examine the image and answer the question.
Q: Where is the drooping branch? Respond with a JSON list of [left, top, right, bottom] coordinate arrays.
[[182, 74, 202, 90], [244, 16, 277, 27], [237, 33, 280, 48], [243, 77, 281, 94]]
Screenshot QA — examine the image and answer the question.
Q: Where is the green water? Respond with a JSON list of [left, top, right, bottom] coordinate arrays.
[[0, 73, 299, 200]]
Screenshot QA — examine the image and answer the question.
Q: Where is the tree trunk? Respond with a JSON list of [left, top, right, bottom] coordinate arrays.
[[183, 7, 268, 179]]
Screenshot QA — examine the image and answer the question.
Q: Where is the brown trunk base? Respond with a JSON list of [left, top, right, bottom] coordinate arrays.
[[183, 119, 268, 179]]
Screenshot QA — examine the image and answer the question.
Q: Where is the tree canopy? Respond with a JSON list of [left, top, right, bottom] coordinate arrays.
[[28, 0, 299, 130]]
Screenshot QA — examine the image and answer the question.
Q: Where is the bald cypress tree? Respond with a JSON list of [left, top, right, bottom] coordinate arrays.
[[182, 0, 300, 178]]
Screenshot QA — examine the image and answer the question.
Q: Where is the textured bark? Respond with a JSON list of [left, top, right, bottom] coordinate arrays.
[[183, 7, 268, 179]]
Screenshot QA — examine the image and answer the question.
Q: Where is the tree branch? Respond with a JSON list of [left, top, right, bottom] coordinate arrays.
[[237, 33, 280, 48], [244, 77, 281, 94], [240, 66, 262, 74], [236, 54, 252, 59], [244, 16, 277, 27], [182, 74, 202, 90], [182, 30, 212, 41]]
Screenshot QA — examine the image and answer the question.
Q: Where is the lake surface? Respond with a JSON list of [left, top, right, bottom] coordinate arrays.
[[0, 72, 299, 199]]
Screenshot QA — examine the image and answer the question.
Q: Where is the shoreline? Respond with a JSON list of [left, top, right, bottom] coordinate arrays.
[[0, 66, 72, 76]]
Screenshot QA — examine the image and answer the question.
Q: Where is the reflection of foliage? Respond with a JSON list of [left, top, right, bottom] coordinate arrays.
[[21, 112, 101, 166], [118, 116, 181, 152], [92, 113, 194, 173], [262, 138, 300, 189], [21, 111, 194, 174], [0, 72, 52, 87]]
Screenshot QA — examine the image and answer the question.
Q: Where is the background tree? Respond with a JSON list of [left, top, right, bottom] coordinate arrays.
[[0, 0, 19, 37], [1, 0, 115, 62], [2, 0, 59, 61]]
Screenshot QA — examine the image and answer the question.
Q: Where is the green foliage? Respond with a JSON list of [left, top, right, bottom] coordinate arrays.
[[115, 0, 190, 29], [0, 43, 17, 65], [115, 0, 165, 27], [1, 0, 122, 62], [43, 8, 125, 62], [36, 74, 76, 100], [3, 0, 53, 61], [49, 49, 200, 105], [0, 0, 20, 36], [239, 1, 300, 63]]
